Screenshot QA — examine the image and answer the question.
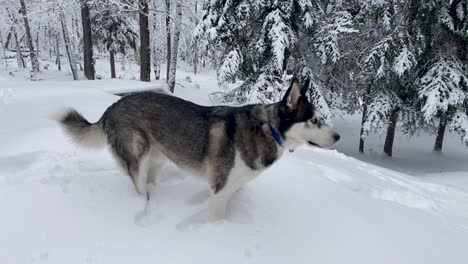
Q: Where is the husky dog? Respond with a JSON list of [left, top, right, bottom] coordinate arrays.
[[56, 77, 340, 220]]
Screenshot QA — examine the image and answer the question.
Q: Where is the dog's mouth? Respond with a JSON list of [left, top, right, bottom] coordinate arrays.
[[307, 141, 323, 148]]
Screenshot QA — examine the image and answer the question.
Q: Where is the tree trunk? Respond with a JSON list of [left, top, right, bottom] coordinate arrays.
[[139, 0, 151, 82], [49, 28, 53, 59], [383, 110, 398, 157], [359, 86, 371, 153], [151, 0, 161, 80], [4, 26, 13, 49], [19, 0, 40, 72], [55, 32, 61, 71], [35, 28, 40, 59], [80, 0, 95, 80], [168, 1, 182, 93], [358, 103, 368, 153], [60, 12, 78, 80], [165, 0, 171, 81], [110, 50, 116, 78], [193, 45, 198, 74], [433, 117, 446, 152], [14, 32, 25, 68], [193, 0, 198, 74], [0, 29, 8, 67]]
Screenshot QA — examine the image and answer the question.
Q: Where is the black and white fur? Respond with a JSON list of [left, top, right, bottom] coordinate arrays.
[[55, 77, 340, 220]]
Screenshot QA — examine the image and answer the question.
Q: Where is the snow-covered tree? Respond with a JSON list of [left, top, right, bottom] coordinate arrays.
[[91, 0, 138, 78], [418, 56, 468, 149], [195, 0, 357, 105]]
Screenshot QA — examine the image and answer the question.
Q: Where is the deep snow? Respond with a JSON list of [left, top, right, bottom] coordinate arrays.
[[1, 63, 468, 264]]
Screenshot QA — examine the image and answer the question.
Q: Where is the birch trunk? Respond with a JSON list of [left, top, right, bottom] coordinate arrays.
[[151, 0, 161, 80], [167, 1, 182, 93], [19, 0, 40, 72]]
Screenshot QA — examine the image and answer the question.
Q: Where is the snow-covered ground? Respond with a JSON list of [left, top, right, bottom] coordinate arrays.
[[1, 61, 468, 264]]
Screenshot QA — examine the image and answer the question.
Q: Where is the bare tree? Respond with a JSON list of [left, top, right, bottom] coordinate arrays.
[[6, 8, 26, 69], [19, 0, 40, 72], [167, 0, 181, 92], [80, 0, 95, 80], [165, 0, 171, 81], [139, 0, 151, 82], [60, 12, 78, 80]]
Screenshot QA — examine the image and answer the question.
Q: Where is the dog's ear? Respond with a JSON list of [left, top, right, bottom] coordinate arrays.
[[281, 77, 301, 110]]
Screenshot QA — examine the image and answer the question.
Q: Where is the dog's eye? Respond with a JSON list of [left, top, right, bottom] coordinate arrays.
[[311, 118, 317, 124]]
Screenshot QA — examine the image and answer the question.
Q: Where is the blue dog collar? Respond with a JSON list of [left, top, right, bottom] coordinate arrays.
[[268, 121, 284, 146]]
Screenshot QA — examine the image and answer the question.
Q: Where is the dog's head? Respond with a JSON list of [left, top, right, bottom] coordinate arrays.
[[277, 77, 340, 150]]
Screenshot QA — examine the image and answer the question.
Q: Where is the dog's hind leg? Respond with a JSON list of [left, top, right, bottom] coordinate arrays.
[[145, 149, 167, 200], [135, 153, 151, 199], [108, 130, 150, 197]]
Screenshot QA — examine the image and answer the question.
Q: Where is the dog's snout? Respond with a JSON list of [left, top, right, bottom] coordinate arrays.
[[333, 133, 340, 142]]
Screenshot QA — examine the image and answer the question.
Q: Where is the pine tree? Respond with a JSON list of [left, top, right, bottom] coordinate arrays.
[[91, 0, 138, 79], [196, 0, 355, 105], [356, 0, 421, 155], [414, 0, 468, 150], [418, 57, 468, 149]]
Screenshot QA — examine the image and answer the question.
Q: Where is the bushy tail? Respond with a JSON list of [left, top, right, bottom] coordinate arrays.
[[52, 108, 106, 149]]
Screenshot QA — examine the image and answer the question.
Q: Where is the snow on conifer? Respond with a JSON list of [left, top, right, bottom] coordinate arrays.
[[449, 111, 468, 145], [302, 68, 333, 125], [393, 45, 416, 77], [316, 9, 357, 64], [195, 0, 356, 106], [218, 49, 242, 86], [418, 56, 468, 144], [418, 57, 467, 122], [362, 91, 400, 137]]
